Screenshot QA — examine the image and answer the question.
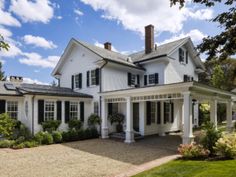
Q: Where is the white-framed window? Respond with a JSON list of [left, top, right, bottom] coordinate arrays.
[[7, 101, 18, 119], [150, 102, 156, 123], [91, 69, 96, 85], [164, 102, 171, 123], [75, 74, 80, 88], [131, 74, 136, 85], [179, 48, 185, 63], [44, 101, 55, 121], [25, 101, 28, 117], [149, 74, 155, 85], [70, 102, 78, 120], [94, 102, 99, 115]]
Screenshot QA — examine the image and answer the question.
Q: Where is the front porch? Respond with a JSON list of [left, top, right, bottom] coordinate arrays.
[[100, 82, 236, 144]]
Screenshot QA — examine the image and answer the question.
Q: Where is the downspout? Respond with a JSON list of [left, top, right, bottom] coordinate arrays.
[[99, 60, 108, 135], [32, 95, 35, 136]]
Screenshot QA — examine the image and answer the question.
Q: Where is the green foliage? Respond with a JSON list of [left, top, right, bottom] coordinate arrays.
[[0, 113, 16, 138], [214, 133, 236, 159], [68, 119, 82, 131], [88, 114, 101, 127], [12, 143, 25, 149], [178, 143, 210, 159], [34, 131, 53, 145], [41, 120, 61, 133], [199, 104, 210, 126], [52, 131, 62, 143], [0, 140, 15, 148], [13, 121, 31, 140], [0, 34, 10, 51], [108, 113, 124, 125], [23, 140, 39, 148], [211, 65, 225, 89], [170, 0, 236, 60], [200, 122, 222, 155]]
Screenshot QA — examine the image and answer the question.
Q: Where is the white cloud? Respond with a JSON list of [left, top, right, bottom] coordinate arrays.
[[80, 0, 213, 35], [19, 52, 59, 68], [0, 26, 12, 38], [10, 0, 54, 23], [22, 35, 57, 49], [74, 8, 84, 16], [0, 0, 21, 27], [158, 29, 207, 45], [186, 9, 213, 20], [23, 77, 48, 85]]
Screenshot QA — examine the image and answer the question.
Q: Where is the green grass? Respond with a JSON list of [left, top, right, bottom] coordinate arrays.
[[133, 160, 236, 177]]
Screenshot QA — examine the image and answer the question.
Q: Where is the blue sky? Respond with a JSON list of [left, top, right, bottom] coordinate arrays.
[[0, 0, 228, 84]]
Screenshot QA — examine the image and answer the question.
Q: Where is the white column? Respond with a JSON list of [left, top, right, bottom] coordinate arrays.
[[182, 92, 194, 144], [125, 96, 135, 143], [226, 101, 233, 132], [101, 98, 109, 139], [210, 99, 218, 128]]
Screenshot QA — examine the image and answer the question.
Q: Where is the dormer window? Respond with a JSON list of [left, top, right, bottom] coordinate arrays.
[[128, 73, 140, 87]]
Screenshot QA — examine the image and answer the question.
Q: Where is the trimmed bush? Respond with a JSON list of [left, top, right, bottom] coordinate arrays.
[[0, 113, 17, 139], [12, 143, 25, 149], [41, 120, 61, 133], [88, 114, 101, 128], [200, 122, 221, 155], [68, 119, 82, 131], [24, 140, 39, 148], [34, 131, 53, 145], [178, 143, 210, 159], [214, 133, 236, 159], [13, 122, 31, 140], [0, 140, 15, 148], [52, 131, 62, 143]]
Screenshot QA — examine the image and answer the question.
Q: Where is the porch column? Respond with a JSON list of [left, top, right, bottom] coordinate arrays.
[[101, 98, 109, 139], [210, 99, 218, 128], [226, 100, 233, 132], [182, 92, 194, 144], [125, 96, 135, 143]]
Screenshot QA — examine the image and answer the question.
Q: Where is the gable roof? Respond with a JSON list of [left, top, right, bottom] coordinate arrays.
[[0, 82, 93, 98]]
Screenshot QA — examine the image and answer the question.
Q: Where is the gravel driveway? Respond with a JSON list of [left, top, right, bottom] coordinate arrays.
[[0, 135, 180, 177]]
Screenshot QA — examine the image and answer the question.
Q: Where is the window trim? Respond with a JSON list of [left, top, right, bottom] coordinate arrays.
[[44, 101, 55, 121], [7, 101, 18, 119], [148, 74, 155, 85], [69, 102, 78, 120], [94, 102, 99, 115], [90, 69, 96, 86], [74, 74, 80, 89]]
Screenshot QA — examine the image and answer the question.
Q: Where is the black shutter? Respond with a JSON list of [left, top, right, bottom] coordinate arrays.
[[87, 71, 90, 87], [127, 72, 131, 86], [38, 100, 44, 124], [65, 101, 70, 123], [164, 102, 167, 124], [186, 51, 188, 64], [183, 75, 188, 82], [146, 101, 151, 125], [0, 100, 6, 114], [171, 102, 174, 123], [71, 75, 74, 89], [80, 102, 84, 122], [108, 103, 113, 115], [179, 48, 182, 62], [95, 68, 100, 85], [155, 73, 159, 84], [157, 101, 161, 124], [79, 73, 82, 89], [56, 101, 62, 121], [144, 75, 147, 86], [137, 75, 140, 87]]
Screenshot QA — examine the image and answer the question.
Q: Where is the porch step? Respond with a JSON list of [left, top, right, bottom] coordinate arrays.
[[109, 132, 144, 140]]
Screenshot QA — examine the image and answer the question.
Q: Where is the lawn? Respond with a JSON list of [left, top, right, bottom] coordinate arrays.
[[133, 160, 236, 177]]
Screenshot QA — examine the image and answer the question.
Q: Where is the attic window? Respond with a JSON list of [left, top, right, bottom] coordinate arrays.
[[179, 48, 185, 63]]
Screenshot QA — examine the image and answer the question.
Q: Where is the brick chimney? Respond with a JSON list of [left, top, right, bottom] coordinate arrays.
[[104, 42, 112, 51], [145, 25, 154, 54], [9, 76, 23, 83]]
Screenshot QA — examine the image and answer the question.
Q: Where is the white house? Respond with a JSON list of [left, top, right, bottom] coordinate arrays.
[[0, 25, 235, 144]]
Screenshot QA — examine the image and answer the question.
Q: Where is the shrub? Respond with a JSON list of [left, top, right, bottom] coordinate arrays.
[[24, 140, 39, 148], [68, 119, 82, 131], [200, 122, 221, 155], [0, 140, 15, 148], [34, 131, 53, 145], [178, 143, 210, 159], [15, 136, 25, 144], [52, 131, 62, 143], [12, 122, 31, 140], [88, 114, 101, 128], [0, 113, 16, 139], [41, 120, 61, 133], [214, 133, 236, 159], [12, 143, 25, 149]]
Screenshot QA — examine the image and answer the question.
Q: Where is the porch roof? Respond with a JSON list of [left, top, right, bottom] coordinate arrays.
[[100, 82, 236, 101]]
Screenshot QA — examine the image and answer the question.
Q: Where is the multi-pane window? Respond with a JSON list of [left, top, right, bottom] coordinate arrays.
[[70, 102, 78, 120], [75, 74, 80, 88], [45, 101, 55, 121], [91, 69, 96, 85], [179, 48, 185, 63], [164, 102, 171, 123], [150, 102, 156, 123], [131, 74, 136, 85], [94, 102, 99, 115], [149, 74, 155, 84], [7, 101, 18, 119]]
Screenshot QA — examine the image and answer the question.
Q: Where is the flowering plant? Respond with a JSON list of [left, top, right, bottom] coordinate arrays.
[[178, 143, 210, 159]]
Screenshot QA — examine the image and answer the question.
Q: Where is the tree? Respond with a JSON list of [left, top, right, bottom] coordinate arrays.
[[170, 0, 236, 60], [0, 34, 9, 51], [211, 65, 225, 89]]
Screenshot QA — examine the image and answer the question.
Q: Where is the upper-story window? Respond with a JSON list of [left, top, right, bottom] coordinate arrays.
[[149, 74, 155, 84], [91, 69, 96, 85], [74, 73, 82, 89], [7, 101, 18, 119], [87, 69, 99, 87], [179, 48, 189, 64], [183, 75, 193, 82], [44, 101, 55, 121], [128, 73, 140, 87], [144, 73, 159, 86]]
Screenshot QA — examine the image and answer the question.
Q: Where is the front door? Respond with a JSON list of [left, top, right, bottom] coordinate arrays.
[[133, 103, 139, 132]]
